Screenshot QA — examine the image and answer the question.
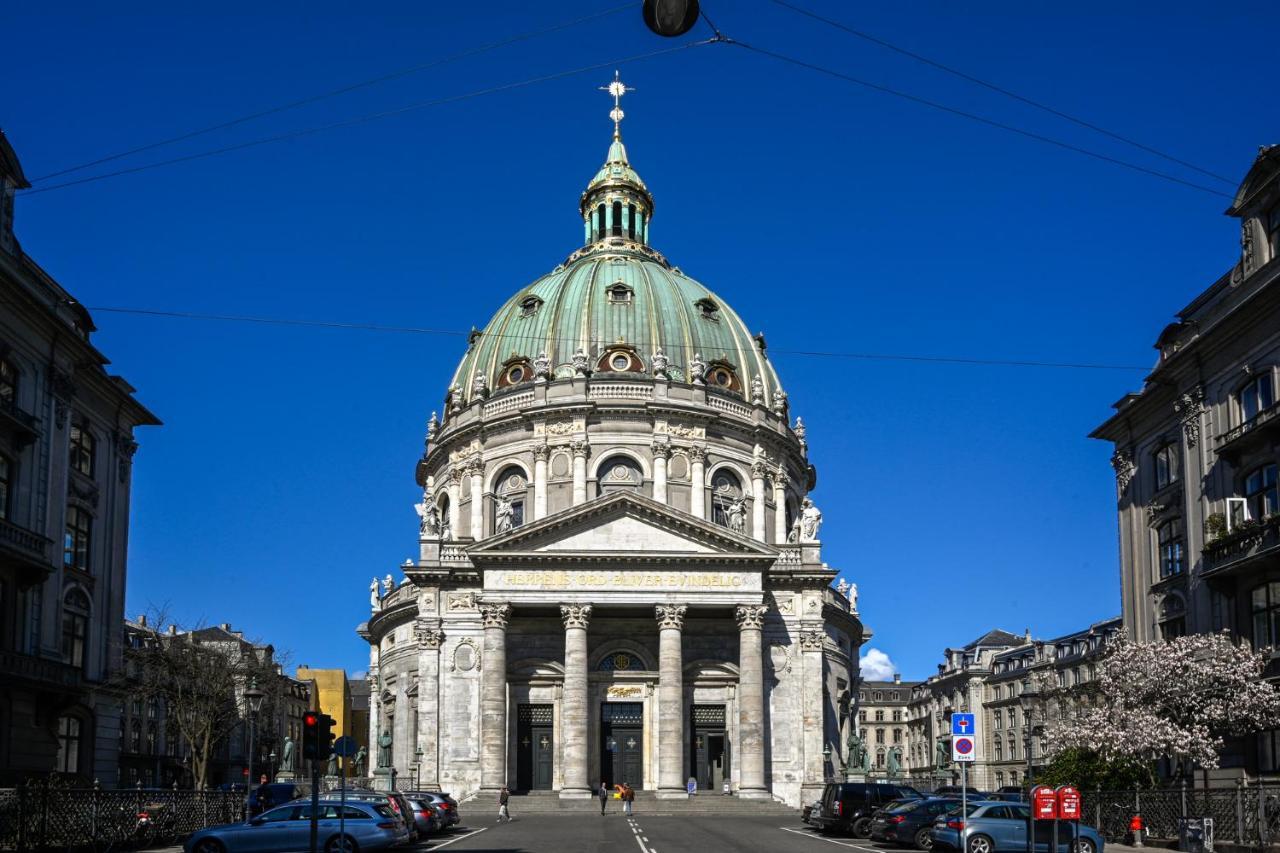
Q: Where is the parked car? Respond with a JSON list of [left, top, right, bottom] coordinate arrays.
[[810, 782, 925, 837], [930, 800, 1104, 853], [403, 796, 439, 837], [935, 786, 990, 798], [405, 791, 461, 829], [184, 799, 409, 853], [340, 790, 418, 840], [871, 797, 959, 850], [803, 799, 822, 826]]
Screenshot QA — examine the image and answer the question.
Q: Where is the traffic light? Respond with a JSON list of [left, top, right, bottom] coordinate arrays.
[[302, 711, 321, 760], [317, 713, 336, 758]]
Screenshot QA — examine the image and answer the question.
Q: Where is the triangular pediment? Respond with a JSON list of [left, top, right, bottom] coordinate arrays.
[[467, 491, 777, 562]]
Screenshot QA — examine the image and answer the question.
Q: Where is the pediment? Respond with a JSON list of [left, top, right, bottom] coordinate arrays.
[[467, 492, 777, 561]]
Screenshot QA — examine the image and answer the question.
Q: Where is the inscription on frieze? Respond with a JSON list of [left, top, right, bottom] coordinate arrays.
[[486, 569, 760, 592]]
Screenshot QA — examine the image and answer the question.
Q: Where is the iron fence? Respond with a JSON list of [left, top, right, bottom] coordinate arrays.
[[1082, 782, 1280, 847], [0, 785, 244, 851]]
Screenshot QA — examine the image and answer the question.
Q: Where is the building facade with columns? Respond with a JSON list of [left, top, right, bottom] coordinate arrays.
[[357, 91, 863, 808]]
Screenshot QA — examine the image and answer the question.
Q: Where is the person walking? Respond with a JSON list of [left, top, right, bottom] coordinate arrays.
[[497, 786, 512, 823], [598, 781, 610, 815], [622, 783, 634, 817]]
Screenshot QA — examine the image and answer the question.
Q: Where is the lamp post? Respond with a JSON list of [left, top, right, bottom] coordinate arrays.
[[823, 743, 832, 782], [243, 678, 267, 821], [1019, 676, 1040, 853], [414, 748, 424, 790], [269, 751, 277, 782]]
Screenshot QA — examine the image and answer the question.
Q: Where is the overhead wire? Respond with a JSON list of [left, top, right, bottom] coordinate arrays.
[[765, 0, 1236, 186], [721, 38, 1234, 199], [21, 39, 716, 196], [84, 305, 1151, 371], [26, 3, 635, 184]]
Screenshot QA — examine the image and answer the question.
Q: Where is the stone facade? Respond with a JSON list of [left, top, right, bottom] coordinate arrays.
[[0, 130, 158, 785], [855, 676, 919, 778], [357, 100, 863, 808]]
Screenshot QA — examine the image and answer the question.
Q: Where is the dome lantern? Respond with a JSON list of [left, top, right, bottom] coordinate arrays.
[[580, 72, 654, 248]]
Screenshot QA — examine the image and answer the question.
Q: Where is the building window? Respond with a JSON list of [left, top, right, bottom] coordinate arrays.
[[146, 721, 157, 754], [875, 710, 884, 722], [0, 357, 16, 407], [64, 506, 92, 571], [994, 735, 1003, 761], [627, 204, 637, 240], [892, 710, 902, 722], [0, 453, 10, 520], [69, 423, 96, 478], [710, 469, 745, 530], [596, 456, 643, 496], [1008, 739, 1017, 761], [492, 468, 527, 534], [1160, 594, 1187, 640], [611, 201, 623, 237], [1246, 464, 1279, 521], [1009, 770, 1018, 785], [1252, 582, 1280, 650], [1154, 443, 1180, 490], [519, 296, 543, 317], [893, 728, 902, 743], [130, 719, 142, 752], [858, 710, 866, 722], [1269, 204, 1280, 259], [62, 588, 91, 669], [1240, 373, 1276, 423], [993, 685, 1002, 700], [875, 728, 885, 744], [1157, 519, 1184, 579], [695, 298, 719, 321], [1260, 729, 1280, 773], [56, 715, 82, 774], [993, 709, 1002, 729], [607, 283, 633, 304], [876, 748, 885, 767]]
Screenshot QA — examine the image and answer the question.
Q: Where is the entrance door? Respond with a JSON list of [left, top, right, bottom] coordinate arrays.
[[690, 705, 729, 792], [600, 702, 644, 789], [517, 704, 554, 791]]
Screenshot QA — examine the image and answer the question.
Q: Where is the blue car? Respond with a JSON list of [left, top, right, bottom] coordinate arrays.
[[931, 800, 1104, 853], [184, 799, 409, 853]]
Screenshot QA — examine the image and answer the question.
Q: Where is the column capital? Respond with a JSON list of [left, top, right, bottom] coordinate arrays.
[[655, 603, 687, 630], [479, 602, 511, 629], [751, 459, 769, 480], [447, 467, 464, 485], [688, 445, 707, 464], [799, 628, 825, 650], [560, 603, 593, 630], [466, 456, 485, 477], [770, 468, 790, 490], [414, 623, 445, 648], [570, 439, 591, 459], [650, 438, 672, 458], [532, 443, 551, 461], [735, 604, 768, 631]]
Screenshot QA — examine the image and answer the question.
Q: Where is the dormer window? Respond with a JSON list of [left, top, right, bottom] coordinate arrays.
[[695, 298, 719, 321], [607, 283, 633, 304], [520, 296, 543, 318]]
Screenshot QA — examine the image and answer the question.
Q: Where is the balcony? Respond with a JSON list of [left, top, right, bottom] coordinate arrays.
[[0, 397, 39, 448], [1215, 401, 1280, 463], [0, 648, 82, 691], [1202, 514, 1280, 576], [0, 516, 54, 582]]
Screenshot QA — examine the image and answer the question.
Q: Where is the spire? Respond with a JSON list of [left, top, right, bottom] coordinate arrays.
[[580, 73, 654, 248]]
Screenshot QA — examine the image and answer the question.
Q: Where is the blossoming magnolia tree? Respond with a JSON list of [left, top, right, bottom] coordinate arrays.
[[1045, 632, 1280, 770]]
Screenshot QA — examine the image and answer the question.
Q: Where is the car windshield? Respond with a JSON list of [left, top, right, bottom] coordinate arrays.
[[888, 800, 923, 814], [943, 802, 982, 818]]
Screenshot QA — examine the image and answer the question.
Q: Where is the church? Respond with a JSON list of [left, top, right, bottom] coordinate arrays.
[[358, 78, 864, 809]]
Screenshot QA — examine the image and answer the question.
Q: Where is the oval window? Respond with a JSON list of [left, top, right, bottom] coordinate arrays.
[[711, 368, 733, 386], [507, 365, 526, 383], [611, 353, 631, 371]]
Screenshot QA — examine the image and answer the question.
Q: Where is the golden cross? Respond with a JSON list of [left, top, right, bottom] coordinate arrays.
[[599, 71, 634, 138]]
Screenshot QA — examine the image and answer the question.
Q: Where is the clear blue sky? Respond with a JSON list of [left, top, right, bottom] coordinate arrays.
[[4, 0, 1275, 680]]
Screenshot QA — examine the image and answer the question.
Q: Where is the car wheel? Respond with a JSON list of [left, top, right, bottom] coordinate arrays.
[[1071, 839, 1096, 853], [190, 840, 225, 853], [915, 828, 934, 850], [325, 834, 359, 853], [966, 834, 995, 853], [853, 818, 874, 838]]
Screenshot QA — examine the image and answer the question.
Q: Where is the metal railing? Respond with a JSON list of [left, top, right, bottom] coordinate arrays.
[[1083, 781, 1280, 847]]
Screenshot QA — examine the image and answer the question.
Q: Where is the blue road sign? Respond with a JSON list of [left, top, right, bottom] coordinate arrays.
[[951, 713, 975, 736], [333, 735, 358, 758]]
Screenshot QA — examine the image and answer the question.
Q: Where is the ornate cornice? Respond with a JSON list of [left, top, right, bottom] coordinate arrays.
[[560, 603, 593, 630], [655, 603, 687, 630]]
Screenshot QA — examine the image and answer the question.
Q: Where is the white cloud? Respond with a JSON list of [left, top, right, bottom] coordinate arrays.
[[859, 648, 897, 681]]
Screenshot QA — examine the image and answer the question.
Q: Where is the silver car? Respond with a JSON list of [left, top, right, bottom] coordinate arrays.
[[184, 799, 409, 853]]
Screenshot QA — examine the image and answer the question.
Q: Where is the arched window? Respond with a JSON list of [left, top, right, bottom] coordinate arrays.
[[0, 357, 16, 406], [1009, 770, 1018, 785], [492, 467, 527, 534], [875, 747, 885, 767], [596, 456, 643, 496], [711, 469, 745, 531], [519, 295, 543, 317], [627, 204, 637, 239], [598, 651, 645, 671], [146, 721, 157, 754], [1159, 594, 1187, 640], [64, 505, 92, 571], [611, 201, 623, 237], [62, 588, 91, 669], [1240, 372, 1276, 423], [1008, 738, 1017, 761], [437, 494, 452, 540], [1157, 519, 1184, 579], [56, 715, 83, 774], [0, 452, 11, 520], [69, 423, 95, 478], [596, 203, 606, 240]]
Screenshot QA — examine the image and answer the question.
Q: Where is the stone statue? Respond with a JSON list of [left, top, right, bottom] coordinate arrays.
[[836, 578, 850, 599], [848, 583, 858, 611], [794, 416, 806, 443], [494, 495, 514, 534], [689, 353, 706, 384], [787, 519, 800, 544], [415, 492, 440, 537], [281, 736, 295, 772], [426, 412, 439, 442], [448, 384, 463, 415], [571, 348, 590, 376], [651, 347, 669, 377], [533, 351, 551, 380], [772, 388, 788, 418], [887, 746, 901, 777], [377, 730, 393, 769], [370, 578, 381, 611], [382, 575, 394, 596], [440, 511, 452, 542], [845, 730, 866, 773], [327, 751, 339, 777], [935, 739, 950, 769], [799, 498, 823, 542], [861, 742, 872, 772], [727, 498, 747, 534], [353, 746, 368, 776]]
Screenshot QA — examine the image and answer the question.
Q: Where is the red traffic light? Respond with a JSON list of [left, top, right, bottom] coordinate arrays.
[[304, 712, 319, 727]]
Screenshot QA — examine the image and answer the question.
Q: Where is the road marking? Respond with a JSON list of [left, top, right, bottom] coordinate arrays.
[[430, 827, 489, 849], [778, 826, 881, 851]]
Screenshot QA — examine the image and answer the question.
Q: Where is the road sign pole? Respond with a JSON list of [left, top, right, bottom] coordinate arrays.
[[339, 756, 345, 852], [309, 758, 320, 853], [962, 762, 968, 850]]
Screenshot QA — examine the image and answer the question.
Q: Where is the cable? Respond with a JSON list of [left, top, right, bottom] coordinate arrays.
[[767, 0, 1236, 186], [85, 305, 1151, 371], [21, 39, 714, 197], [27, 3, 634, 184], [724, 38, 1233, 199]]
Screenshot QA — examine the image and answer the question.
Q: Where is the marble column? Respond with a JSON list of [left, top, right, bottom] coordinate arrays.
[[751, 462, 767, 542], [652, 440, 670, 503], [772, 471, 789, 544], [479, 603, 511, 791], [560, 604, 593, 798], [415, 621, 444, 790], [533, 444, 549, 520], [468, 458, 484, 539], [689, 447, 706, 520], [655, 604, 687, 798], [571, 440, 590, 505], [736, 604, 769, 797], [447, 470, 462, 539]]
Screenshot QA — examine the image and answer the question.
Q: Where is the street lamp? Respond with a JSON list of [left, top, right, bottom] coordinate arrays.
[[1019, 677, 1040, 853], [822, 743, 832, 782], [414, 748, 424, 790], [243, 678, 267, 820]]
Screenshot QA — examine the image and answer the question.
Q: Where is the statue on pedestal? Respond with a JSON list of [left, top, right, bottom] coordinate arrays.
[[415, 493, 440, 537], [727, 498, 747, 534], [281, 736, 295, 773], [887, 746, 901, 777], [369, 578, 381, 612], [936, 739, 950, 769], [377, 730, 393, 769], [799, 497, 823, 541], [845, 730, 866, 776], [353, 746, 368, 776], [327, 752, 339, 777], [494, 495, 514, 534]]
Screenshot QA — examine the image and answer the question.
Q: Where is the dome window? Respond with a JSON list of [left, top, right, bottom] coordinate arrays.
[[597, 347, 641, 373], [706, 362, 739, 390], [497, 357, 534, 388], [607, 282, 633, 304], [597, 456, 643, 496], [520, 296, 543, 317], [695, 298, 719, 321]]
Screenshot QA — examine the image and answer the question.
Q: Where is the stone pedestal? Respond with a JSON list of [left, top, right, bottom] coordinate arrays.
[[275, 771, 296, 782]]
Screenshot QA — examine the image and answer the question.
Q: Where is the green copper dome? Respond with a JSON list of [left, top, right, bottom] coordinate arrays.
[[448, 128, 783, 408]]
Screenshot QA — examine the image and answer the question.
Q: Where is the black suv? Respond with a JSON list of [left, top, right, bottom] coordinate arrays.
[[811, 782, 923, 837]]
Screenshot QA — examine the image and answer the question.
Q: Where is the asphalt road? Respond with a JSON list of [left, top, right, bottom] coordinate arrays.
[[421, 814, 893, 853]]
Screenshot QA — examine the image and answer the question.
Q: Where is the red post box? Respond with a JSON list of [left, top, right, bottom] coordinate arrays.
[[1032, 785, 1059, 820], [1057, 786, 1081, 821]]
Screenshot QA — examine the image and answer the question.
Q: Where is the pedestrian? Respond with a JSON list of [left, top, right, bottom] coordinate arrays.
[[623, 783, 634, 817], [253, 774, 272, 815], [722, 779, 731, 796], [497, 786, 511, 823], [599, 781, 609, 815]]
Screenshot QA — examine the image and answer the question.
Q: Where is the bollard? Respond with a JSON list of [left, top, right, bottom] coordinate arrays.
[[1130, 814, 1145, 848]]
